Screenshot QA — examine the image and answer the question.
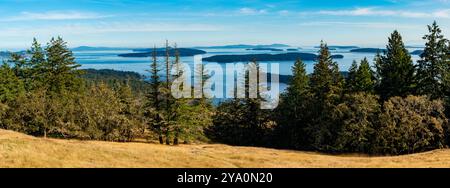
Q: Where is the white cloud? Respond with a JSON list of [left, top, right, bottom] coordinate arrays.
[[238, 8, 268, 15], [1, 11, 109, 21], [0, 22, 223, 37], [316, 8, 450, 18], [299, 21, 422, 29]]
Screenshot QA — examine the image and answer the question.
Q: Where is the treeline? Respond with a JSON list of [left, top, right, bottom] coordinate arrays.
[[208, 21, 450, 155]]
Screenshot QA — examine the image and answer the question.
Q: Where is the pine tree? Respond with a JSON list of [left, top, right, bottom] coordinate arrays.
[[416, 21, 449, 99], [376, 30, 415, 100], [27, 38, 46, 90], [346, 61, 358, 92], [42, 37, 83, 95], [0, 63, 25, 103], [146, 46, 164, 144], [307, 41, 344, 150], [309, 41, 344, 107], [355, 58, 375, 93], [164, 40, 172, 145], [275, 58, 311, 149]]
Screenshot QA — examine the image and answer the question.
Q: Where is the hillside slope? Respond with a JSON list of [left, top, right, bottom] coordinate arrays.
[[1, 129, 449, 168]]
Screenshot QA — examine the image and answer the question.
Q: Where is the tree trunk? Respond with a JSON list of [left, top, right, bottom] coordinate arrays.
[[165, 134, 171, 145], [173, 136, 179, 145], [158, 134, 164, 144]]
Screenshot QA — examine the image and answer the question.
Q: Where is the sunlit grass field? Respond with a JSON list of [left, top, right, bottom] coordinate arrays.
[[1, 129, 449, 168]]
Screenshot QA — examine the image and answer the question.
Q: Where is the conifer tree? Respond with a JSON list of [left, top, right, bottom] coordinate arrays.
[[307, 41, 344, 150], [416, 21, 449, 99], [355, 58, 375, 93], [376, 30, 415, 100], [42, 37, 83, 95], [275, 58, 311, 148], [146, 46, 164, 144], [0, 63, 25, 103], [346, 61, 358, 92]]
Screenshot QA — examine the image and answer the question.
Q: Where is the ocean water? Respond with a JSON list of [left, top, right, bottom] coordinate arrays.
[[75, 47, 421, 94]]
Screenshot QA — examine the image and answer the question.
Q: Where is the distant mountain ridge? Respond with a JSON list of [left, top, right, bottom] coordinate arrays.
[[195, 44, 290, 49], [246, 48, 284, 51], [314, 45, 359, 49]]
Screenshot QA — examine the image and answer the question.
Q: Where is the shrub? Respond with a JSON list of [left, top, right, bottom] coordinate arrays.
[[374, 96, 448, 155], [333, 93, 380, 153]]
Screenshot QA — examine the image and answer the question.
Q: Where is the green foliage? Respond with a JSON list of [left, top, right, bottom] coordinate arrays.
[[307, 41, 344, 151], [274, 59, 312, 149], [376, 30, 415, 100], [374, 96, 448, 155], [416, 21, 449, 100], [40, 37, 83, 95], [209, 61, 273, 146], [0, 63, 25, 103], [81, 69, 149, 94], [333, 93, 380, 153]]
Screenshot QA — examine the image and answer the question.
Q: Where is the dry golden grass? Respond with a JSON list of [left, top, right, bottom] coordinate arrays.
[[1, 129, 450, 168]]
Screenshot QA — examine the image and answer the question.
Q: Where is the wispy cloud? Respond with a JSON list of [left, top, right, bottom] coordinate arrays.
[[238, 8, 268, 15], [0, 22, 223, 37], [299, 21, 422, 29], [316, 8, 450, 18], [1, 11, 110, 21]]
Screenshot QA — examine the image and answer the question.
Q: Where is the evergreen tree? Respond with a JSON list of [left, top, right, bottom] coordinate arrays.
[[41, 37, 83, 95], [416, 21, 449, 99], [27, 38, 46, 90], [345, 60, 358, 92], [307, 41, 344, 150], [146, 46, 164, 144], [354, 58, 375, 93], [0, 63, 25, 103], [376, 30, 415, 100], [275, 58, 311, 149]]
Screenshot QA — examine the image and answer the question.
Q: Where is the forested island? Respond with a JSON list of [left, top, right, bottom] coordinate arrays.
[[315, 45, 359, 49], [118, 48, 206, 57], [350, 48, 386, 53], [246, 48, 284, 51], [203, 52, 344, 63]]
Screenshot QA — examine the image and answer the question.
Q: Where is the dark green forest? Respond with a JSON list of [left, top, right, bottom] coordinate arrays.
[[1, 22, 449, 155]]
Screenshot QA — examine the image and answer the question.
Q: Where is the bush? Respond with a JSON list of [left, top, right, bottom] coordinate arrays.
[[333, 93, 380, 153], [374, 96, 449, 155]]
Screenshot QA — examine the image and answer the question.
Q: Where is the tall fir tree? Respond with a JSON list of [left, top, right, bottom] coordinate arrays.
[[42, 37, 83, 95], [346, 60, 358, 93], [416, 21, 449, 99], [307, 41, 344, 150], [376, 30, 415, 100], [354, 58, 375, 93], [275, 58, 311, 149], [146, 46, 164, 144], [0, 63, 25, 103]]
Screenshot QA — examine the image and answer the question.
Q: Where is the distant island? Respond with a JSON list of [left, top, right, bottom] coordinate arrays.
[[246, 48, 284, 52], [406, 45, 425, 49], [411, 50, 424, 55], [350, 48, 386, 53], [118, 48, 206, 57], [0, 50, 27, 58], [194, 44, 290, 49], [203, 52, 344, 63], [315, 45, 359, 49]]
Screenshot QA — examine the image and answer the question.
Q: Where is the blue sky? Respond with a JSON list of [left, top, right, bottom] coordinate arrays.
[[0, 0, 449, 49]]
